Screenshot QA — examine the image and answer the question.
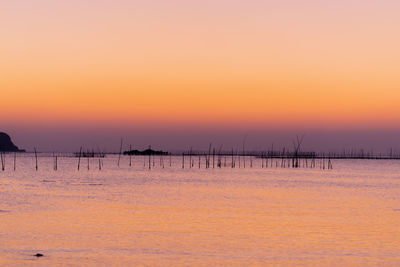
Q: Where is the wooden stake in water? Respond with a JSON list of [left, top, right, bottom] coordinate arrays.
[[117, 139, 123, 167], [129, 145, 132, 167], [14, 152, 16, 171], [78, 147, 82, 171], [149, 153, 151, 170], [261, 153, 264, 168], [212, 148, 215, 169], [1, 153, 5, 171], [242, 135, 247, 168], [34, 148, 38, 171], [207, 143, 212, 169], [53, 152, 57, 171], [189, 147, 192, 169], [231, 149, 234, 168]]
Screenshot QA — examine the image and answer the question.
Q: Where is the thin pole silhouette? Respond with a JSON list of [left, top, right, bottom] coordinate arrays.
[[129, 145, 132, 166], [77, 146, 82, 170], [117, 139, 123, 167], [34, 148, 38, 171]]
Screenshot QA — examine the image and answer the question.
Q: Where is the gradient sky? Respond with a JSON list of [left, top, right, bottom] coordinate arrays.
[[2, 0, 400, 152]]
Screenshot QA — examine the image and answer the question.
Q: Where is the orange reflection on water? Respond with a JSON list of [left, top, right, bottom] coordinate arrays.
[[1, 157, 400, 265]]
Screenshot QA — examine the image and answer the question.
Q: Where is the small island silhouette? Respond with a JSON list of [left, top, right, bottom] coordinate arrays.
[[123, 148, 168, 156], [0, 132, 25, 152]]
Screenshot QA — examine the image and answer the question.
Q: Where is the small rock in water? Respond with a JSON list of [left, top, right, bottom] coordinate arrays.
[[34, 253, 44, 257]]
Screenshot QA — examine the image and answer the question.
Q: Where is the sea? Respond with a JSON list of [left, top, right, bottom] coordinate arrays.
[[1, 154, 400, 266]]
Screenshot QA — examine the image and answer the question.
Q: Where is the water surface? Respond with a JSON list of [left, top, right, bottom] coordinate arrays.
[[1, 156, 400, 266]]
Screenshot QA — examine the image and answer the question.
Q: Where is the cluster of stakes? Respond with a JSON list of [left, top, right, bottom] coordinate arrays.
[[0, 151, 334, 172], [3, 136, 400, 172], [0, 144, 334, 172]]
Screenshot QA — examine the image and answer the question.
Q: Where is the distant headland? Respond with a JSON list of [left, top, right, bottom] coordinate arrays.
[[0, 132, 25, 152]]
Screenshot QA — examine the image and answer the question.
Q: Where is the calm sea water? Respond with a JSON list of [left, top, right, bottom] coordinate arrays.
[[1, 155, 400, 266]]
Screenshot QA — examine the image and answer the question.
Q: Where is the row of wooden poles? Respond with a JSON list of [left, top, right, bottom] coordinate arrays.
[[0, 149, 38, 171], [0, 150, 333, 171], [155, 153, 333, 170]]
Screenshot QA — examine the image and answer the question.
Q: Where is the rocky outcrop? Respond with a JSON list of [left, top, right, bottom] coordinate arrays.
[[0, 132, 24, 152]]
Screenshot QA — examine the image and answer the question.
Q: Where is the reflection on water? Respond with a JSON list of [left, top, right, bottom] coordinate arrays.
[[1, 156, 400, 266]]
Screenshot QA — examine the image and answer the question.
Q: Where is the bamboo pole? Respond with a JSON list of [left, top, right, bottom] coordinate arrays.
[[129, 145, 132, 167], [242, 135, 247, 168], [78, 146, 82, 171], [34, 148, 38, 171], [189, 147, 192, 169], [149, 152, 151, 170], [117, 139, 123, 167], [1, 153, 4, 171], [213, 148, 215, 169], [231, 149, 234, 168], [53, 152, 57, 171]]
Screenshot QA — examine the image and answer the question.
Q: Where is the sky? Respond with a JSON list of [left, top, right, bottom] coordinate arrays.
[[1, 0, 400, 152]]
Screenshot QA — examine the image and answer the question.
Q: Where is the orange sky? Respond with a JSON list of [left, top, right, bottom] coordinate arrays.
[[2, 0, 400, 150]]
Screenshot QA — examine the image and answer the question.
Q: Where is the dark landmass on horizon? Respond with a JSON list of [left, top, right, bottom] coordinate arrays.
[[0, 132, 25, 152], [123, 148, 168, 156]]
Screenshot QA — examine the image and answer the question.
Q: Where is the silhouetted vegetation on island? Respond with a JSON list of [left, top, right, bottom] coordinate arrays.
[[123, 148, 168, 156]]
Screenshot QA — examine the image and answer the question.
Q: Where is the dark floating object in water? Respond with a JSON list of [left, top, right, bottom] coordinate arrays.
[[34, 253, 44, 257]]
